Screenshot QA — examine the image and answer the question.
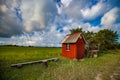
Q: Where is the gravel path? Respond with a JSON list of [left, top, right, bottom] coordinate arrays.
[[110, 61, 120, 80], [95, 61, 120, 80], [95, 73, 102, 80]]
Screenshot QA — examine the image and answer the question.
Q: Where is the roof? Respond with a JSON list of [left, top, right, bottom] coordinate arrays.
[[61, 32, 85, 43]]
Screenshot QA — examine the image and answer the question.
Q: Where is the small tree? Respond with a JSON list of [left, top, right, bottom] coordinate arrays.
[[95, 29, 118, 50], [70, 28, 83, 34]]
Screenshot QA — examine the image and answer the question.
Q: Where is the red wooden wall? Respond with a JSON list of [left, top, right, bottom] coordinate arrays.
[[62, 43, 76, 59], [76, 38, 85, 59], [62, 38, 85, 59]]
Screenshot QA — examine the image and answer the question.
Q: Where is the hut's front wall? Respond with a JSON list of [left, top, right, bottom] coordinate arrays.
[[62, 43, 77, 59]]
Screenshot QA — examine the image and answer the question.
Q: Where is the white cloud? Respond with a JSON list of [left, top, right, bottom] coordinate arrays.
[[81, 1, 109, 20], [0, 5, 7, 13], [0, 0, 58, 36], [9, 32, 43, 46], [61, 0, 72, 7], [57, 0, 111, 21], [110, 23, 120, 35], [101, 7, 119, 27], [81, 23, 102, 32], [56, 0, 72, 14], [63, 22, 102, 33], [21, 0, 58, 32], [0, 25, 66, 47], [57, 0, 87, 19], [63, 26, 70, 31]]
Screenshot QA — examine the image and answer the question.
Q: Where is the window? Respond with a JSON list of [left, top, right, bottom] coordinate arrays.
[[66, 44, 70, 51]]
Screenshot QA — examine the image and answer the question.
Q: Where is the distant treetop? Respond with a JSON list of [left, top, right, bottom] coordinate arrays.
[[70, 28, 83, 34]]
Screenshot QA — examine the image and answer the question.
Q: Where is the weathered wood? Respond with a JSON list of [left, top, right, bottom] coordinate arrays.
[[87, 50, 99, 58], [11, 58, 59, 68], [42, 60, 48, 68]]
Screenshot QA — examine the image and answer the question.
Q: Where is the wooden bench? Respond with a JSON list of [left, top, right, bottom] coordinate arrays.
[[11, 58, 59, 68]]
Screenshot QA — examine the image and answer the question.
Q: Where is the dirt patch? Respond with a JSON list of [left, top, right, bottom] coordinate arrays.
[[110, 61, 120, 80], [95, 73, 102, 80]]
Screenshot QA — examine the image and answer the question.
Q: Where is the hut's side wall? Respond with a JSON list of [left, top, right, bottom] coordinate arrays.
[[76, 38, 85, 59]]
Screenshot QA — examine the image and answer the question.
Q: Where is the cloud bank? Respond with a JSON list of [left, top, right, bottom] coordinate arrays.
[[101, 7, 120, 27], [0, 0, 58, 36], [0, 0, 120, 46]]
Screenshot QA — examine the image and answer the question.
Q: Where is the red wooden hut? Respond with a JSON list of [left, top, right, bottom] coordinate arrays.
[[61, 32, 86, 59]]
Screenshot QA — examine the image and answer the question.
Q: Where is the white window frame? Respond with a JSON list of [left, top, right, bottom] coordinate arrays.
[[66, 43, 70, 51]]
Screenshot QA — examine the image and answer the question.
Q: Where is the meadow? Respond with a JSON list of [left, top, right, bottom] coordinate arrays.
[[0, 46, 120, 80]]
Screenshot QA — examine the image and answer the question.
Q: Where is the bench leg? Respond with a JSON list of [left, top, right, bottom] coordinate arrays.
[[42, 62, 48, 68]]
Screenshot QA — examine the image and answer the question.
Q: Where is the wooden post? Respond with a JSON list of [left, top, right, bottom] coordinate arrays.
[[42, 60, 48, 68]]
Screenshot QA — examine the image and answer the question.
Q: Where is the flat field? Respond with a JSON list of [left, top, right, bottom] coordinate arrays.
[[0, 46, 120, 80]]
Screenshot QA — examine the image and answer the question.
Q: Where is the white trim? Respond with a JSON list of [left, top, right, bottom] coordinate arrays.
[[66, 43, 70, 51]]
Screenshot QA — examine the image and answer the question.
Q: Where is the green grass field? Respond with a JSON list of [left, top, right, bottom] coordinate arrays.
[[0, 46, 120, 80]]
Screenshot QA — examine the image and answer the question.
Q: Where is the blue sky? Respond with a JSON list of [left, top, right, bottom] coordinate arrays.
[[0, 0, 120, 47]]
